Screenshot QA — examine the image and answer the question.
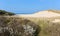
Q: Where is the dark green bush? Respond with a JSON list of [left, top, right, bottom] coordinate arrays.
[[0, 10, 15, 16]]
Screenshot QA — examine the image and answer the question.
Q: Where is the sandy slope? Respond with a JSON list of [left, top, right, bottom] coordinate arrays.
[[17, 10, 60, 18], [14, 10, 60, 23]]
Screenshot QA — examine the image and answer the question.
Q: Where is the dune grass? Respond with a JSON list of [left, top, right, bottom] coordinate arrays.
[[22, 17, 60, 36]]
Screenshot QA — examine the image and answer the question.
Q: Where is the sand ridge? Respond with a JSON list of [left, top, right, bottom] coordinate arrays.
[[17, 10, 60, 18]]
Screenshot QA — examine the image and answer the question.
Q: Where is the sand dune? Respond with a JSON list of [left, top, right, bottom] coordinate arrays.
[[17, 10, 60, 18]]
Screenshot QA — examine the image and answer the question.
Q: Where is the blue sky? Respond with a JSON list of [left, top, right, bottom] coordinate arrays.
[[0, 0, 60, 14]]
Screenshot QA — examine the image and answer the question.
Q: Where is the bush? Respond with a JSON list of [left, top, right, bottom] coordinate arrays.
[[0, 10, 15, 16], [0, 16, 41, 36]]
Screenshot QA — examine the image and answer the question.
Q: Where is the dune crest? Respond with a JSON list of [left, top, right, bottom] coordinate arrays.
[[17, 10, 60, 18]]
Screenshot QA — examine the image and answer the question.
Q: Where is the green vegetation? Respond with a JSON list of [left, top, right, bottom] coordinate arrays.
[[0, 10, 15, 16]]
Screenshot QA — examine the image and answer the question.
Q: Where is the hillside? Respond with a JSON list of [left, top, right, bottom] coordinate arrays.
[[16, 10, 60, 36], [0, 10, 60, 36], [0, 10, 40, 36], [18, 10, 60, 18], [0, 10, 15, 16]]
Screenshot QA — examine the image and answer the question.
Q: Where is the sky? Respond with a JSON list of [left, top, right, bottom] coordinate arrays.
[[0, 0, 60, 14]]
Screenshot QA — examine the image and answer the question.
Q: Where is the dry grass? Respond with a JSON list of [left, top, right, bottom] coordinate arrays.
[[0, 16, 41, 36], [22, 17, 60, 36], [0, 16, 60, 36]]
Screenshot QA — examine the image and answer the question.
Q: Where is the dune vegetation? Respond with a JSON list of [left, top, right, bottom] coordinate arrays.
[[0, 10, 60, 36], [24, 17, 60, 36], [0, 10, 41, 36]]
